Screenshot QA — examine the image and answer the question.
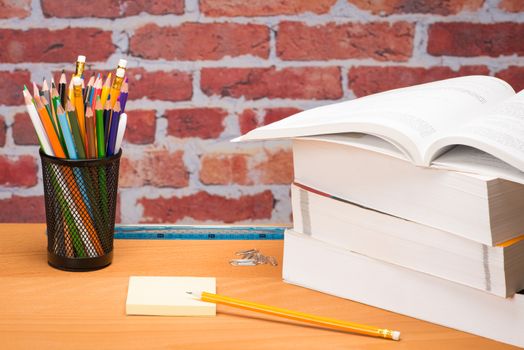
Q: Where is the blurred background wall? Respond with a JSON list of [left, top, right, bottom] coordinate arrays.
[[0, 0, 523, 223]]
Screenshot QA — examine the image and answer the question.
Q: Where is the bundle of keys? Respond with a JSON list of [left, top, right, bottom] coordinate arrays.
[[230, 249, 278, 266]]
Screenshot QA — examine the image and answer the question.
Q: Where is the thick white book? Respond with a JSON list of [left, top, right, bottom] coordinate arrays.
[[283, 230, 524, 348], [291, 184, 524, 297], [235, 75, 524, 185], [292, 135, 524, 245]]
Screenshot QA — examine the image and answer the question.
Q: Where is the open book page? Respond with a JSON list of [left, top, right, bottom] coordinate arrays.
[[428, 91, 524, 173], [432, 147, 524, 185], [301, 133, 409, 161], [234, 76, 514, 164]]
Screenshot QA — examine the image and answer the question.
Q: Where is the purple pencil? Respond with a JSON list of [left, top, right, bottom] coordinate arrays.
[[107, 101, 121, 156], [120, 79, 128, 113]]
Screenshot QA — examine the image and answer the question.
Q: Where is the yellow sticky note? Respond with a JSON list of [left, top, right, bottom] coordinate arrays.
[[126, 276, 216, 316]]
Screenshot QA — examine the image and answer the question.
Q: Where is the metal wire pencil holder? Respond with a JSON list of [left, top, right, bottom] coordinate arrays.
[[40, 149, 121, 271]]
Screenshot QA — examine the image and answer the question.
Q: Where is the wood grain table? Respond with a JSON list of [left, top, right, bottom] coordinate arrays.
[[0, 224, 518, 349]]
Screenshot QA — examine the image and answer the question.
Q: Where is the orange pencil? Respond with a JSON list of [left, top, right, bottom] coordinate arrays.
[[72, 76, 86, 147], [109, 68, 125, 108], [35, 96, 65, 158], [85, 107, 97, 158]]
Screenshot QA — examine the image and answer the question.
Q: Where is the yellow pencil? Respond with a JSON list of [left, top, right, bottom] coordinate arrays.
[[100, 73, 112, 108], [187, 291, 401, 341], [109, 68, 125, 108]]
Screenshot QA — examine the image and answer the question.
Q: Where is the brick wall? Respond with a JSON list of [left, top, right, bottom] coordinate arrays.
[[1, 0, 523, 223]]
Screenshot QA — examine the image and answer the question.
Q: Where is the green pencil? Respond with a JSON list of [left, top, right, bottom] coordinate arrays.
[[66, 100, 86, 159], [95, 97, 106, 158]]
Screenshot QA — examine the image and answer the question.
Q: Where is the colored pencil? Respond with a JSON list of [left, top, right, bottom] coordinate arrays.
[[66, 100, 86, 159], [57, 104, 77, 160], [119, 80, 128, 113], [23, 88, 53, 156], [35, 96, 65, 158], [107, 101, 121, 155], [100, 73, 112, 108], [95, 97, 106, 158], [85, 107, 97, 159], [59, 70, 67, 108]]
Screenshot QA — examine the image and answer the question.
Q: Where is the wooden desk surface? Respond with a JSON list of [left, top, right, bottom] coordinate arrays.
[[0, 224, 517, 350]]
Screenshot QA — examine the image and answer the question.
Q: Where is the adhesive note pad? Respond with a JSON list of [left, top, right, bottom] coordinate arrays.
[[126, 276, 216, 316]]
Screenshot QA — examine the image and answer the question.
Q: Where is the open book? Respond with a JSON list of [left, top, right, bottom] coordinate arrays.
[[235, 76, 524, 184]]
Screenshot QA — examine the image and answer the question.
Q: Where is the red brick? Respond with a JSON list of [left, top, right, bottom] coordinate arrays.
[[42, 0, 183, 18], [200, 153, 250, 185], [499, 0, 524, 12], [239, 109, 259, 135], [348, 65, 490, 97], [277, 21, 414, 62], [126, 68, 192, 101], [0, 0, 31, 18], [124, 110, 156, 144], [200, 0, 336, 16], [129, 23, 269, 60], [166, 108, 227, 139], [0, 70, 30, 105], [119, 149, 188, 188], [428, 22, 524, 57], [253, 149, 293, 184], [263, 108, 301, 125], [0, 115, 5, 147], [0, 195, 45, 222], [0, 155, 38, 187], [201, 67, 342, 100], [348, 0, 483, 15], [12, 112, 38, 145], [0, 28, 114, 63], [496, 66, 524, 92], [138, 190, 274, 223]]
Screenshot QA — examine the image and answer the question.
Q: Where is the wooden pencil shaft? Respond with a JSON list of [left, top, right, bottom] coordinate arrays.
[[200, 292, 399, 340]]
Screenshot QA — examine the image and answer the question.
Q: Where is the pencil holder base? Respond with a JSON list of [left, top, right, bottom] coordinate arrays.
[[48, 251, 113, 271]]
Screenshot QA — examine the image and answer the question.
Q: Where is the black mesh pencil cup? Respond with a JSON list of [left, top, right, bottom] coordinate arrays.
[[40, 149, 121, 271]]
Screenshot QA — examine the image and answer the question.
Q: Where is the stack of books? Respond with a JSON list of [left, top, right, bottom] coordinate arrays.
[[236, 76, 524, 347]]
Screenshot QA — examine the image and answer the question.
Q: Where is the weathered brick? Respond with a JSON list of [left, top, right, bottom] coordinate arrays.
[[348, 0, 483, 15], [200, 0, 336, 16], [499, 0, 524, 12], [200, 153, 250, 185], [0, 195, 45, 222], [253, 149, 293, 184], [0, 155, 38, 187], [166, 108, 227, 139], [348, 65, 490, 97], [0, 115, 5, 147], [428, 22, 524, 57], [12, 112, 38, 145], [0, 28, 114, 63], [496, 66, 524, 92], [130, 23, 269, 60], [263, 108, 301, 125], [0, 70, 30, 105], [119, 149, 188, 188], [277, 21, 414, 62], [138, 190, 274, 223], [239, 109, 259, 135], [42, 0, 183, 18], [201, 67, 342, 100], [0, 0, 31, 18], [124, 110, 156, 144], [127, 68, 192, 101], [239, 108, 301, 135]]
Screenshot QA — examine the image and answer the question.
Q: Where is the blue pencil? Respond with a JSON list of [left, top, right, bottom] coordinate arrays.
[[57, 105, 78, 159]]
